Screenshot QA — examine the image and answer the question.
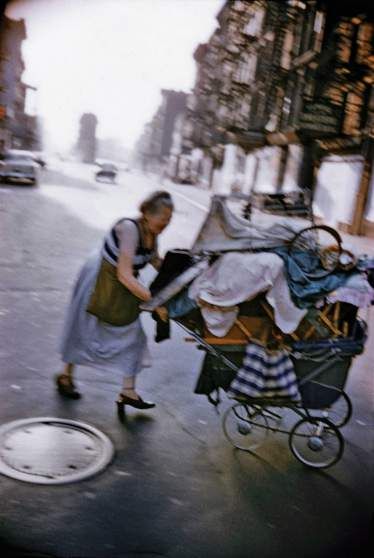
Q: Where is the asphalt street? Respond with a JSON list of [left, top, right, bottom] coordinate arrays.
[[0, 164, 373, 558]]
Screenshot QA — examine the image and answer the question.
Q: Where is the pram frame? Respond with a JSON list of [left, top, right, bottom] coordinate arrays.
[[175, 317, 362, 469]]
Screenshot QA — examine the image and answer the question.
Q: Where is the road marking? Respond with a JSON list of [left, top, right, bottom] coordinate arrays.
[[115, 470, 133, 477]]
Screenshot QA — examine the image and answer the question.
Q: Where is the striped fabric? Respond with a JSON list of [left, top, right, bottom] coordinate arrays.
[[228, 343, 301, 401], [102, 218, 155, 270]]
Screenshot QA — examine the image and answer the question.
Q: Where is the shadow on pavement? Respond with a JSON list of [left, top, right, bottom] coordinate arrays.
[[0, 538, 58, 558]]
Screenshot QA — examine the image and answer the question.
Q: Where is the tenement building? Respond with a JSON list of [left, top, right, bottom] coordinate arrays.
[[177, 0, 374, 236], [0, 15, 39, 152]]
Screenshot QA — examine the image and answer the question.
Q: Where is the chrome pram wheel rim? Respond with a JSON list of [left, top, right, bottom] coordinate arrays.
[[289, 417, 344, 469], [223, 403, 269, 452]]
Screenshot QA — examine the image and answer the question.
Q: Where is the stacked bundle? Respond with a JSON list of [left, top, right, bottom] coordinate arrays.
[[142, 196, 373, 402]]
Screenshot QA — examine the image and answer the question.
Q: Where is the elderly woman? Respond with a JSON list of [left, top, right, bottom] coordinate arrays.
[[56, 190, 174, 411]]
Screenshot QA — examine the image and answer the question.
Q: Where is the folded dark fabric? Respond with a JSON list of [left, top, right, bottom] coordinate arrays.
[[150, 249, 195, 295], [151, 311, 170, 342], [194, 351, 242, 406]]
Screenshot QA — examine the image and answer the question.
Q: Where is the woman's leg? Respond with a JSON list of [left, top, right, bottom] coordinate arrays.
[[117, 375, 155, 410], [63, 363, 75, 379], [56, 363, 81, 399], [121, 375, 138, 399]]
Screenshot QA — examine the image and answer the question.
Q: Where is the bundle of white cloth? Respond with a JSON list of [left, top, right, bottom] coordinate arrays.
[[189, 252, 307, 337]]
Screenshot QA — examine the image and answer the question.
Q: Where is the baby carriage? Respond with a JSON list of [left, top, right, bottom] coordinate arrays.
[[141, 195, 371, 469], [181, 315, 367, 469]]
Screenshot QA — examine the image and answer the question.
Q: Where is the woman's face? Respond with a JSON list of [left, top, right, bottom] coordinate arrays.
[[145, 207, 173, 235]]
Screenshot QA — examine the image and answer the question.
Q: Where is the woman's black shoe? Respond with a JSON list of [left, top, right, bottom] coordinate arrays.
[[116, 393, 155, 411], [55, 373, 81, 399]]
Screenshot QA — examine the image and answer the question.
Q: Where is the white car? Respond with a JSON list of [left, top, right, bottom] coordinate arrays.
[[0, 150, 39, 186]]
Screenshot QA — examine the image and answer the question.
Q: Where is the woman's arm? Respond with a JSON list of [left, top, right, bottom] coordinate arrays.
[[150, 238, 162, 270], [116, 221, 151, 302], [150, 254, 163, 271]]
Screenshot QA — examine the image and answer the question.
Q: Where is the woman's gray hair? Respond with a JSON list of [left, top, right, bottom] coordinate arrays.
[[140, 190, 174, 215]]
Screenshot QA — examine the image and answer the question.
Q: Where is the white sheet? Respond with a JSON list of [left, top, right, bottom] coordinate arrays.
[[189, 252, 307, 336]]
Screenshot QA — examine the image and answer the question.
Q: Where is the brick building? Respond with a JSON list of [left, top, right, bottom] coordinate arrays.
[[0, 15, 40, 152], [176, 0, 374, 235]]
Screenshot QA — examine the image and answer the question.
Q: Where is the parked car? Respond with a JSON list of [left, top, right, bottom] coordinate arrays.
[[32, 151, 47, 168], [95, 162, 118, 183], [0, 150, 38, 185]]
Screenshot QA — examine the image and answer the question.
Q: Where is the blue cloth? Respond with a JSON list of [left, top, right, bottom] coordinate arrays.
[[273, 246, 350, 308], [166, 289, 197, 318]]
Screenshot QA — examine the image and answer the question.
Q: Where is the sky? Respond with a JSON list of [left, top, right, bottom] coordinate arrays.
[[6, 0, 223, 152]]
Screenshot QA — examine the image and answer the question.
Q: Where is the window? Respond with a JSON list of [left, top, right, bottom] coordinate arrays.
[[337, 22, 353, 64], [298, 8, 318, 55], [218, 104, 228, 121], [234, 54, 257, 84], [304, 68, 315, 98], [227, 20, 236, 38], [281, 30, 294, 70], [266, 87, 284, 131], [222, 61, 232, 77], [243, 8, 265, 37], [235, 98, 250, 127], [312, 10, 322, 32], [343, 88, 365, 134], [283, 97, 291, 115], [356, 22, 371, 65], [290, 77, 303, 126]]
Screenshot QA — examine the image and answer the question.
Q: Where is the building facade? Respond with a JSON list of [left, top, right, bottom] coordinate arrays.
[[75, 113, 98, 164], [176, 0, 374, 235], [0, 15, 40, 152], [134, 89, 187, 174]]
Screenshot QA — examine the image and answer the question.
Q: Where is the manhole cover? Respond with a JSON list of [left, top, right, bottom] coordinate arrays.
[[0, 417, 114, 484]]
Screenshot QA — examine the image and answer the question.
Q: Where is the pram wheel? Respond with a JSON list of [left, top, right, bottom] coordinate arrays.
[[289, 417, 344, 469], [289, 225, 342, 279], [223, 402, 269, 452], [312, 391, 352, 428]]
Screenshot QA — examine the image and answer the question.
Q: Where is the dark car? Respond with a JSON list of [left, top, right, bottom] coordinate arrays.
[[95, 163, 118, 183]]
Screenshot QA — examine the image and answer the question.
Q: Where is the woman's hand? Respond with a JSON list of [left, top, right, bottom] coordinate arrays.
[[154, 306, 168, 322], [151, 255, 163, 271], [142, 289, 152, 303]]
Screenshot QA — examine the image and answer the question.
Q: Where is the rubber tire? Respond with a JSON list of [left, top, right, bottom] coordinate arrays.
[[289, 417, 344, 469]]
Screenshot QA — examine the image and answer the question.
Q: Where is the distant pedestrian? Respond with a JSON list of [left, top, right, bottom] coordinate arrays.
[[56, 190, 174, 412]]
